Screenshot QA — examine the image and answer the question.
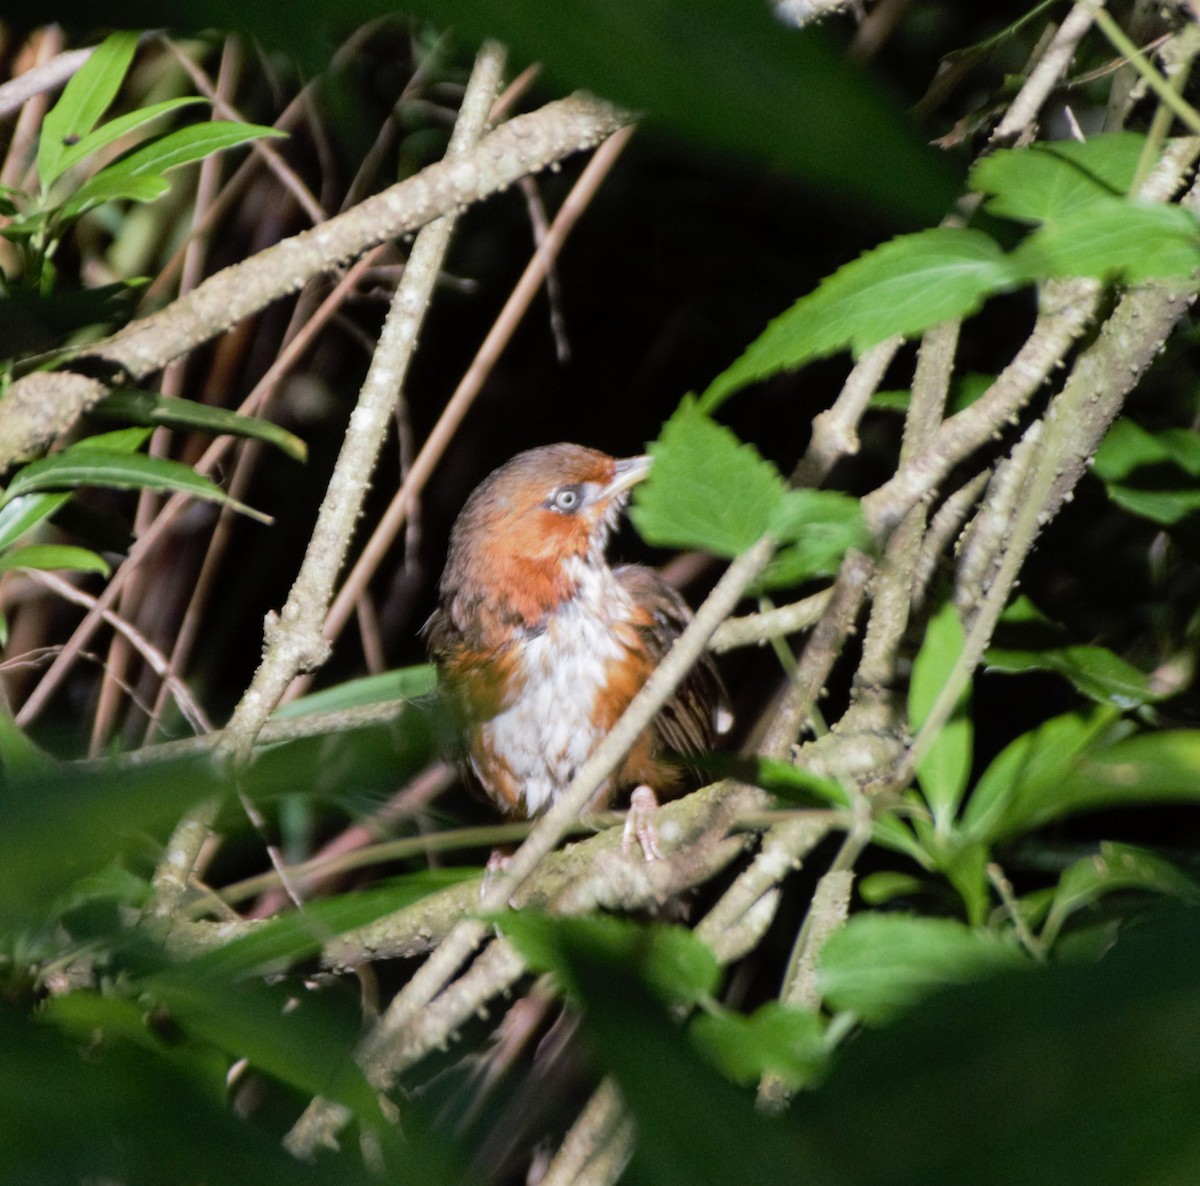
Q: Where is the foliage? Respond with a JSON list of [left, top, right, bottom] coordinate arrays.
[[2, 4, 1200, 1185]]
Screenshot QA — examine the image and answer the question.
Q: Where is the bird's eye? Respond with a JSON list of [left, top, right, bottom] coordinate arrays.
[[548, 485, 582, 513]]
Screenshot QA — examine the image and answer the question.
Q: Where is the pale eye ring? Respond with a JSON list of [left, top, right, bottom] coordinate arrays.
[[550, 485, 582, 513]]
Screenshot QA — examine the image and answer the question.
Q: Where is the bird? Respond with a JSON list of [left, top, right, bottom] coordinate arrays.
[[425, 443, 728, 858]]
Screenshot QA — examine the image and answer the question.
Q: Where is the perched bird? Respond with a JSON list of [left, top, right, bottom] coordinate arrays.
[[425, 443, 727, 857]]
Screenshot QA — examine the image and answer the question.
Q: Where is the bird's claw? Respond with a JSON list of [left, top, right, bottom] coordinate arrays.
[[622, 786, 663, 861]]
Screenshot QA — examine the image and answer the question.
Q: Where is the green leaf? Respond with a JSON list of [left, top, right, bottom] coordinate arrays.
[[630, 398, 784, 555], [391, 0, 962, 224], [758, 489, 871, 588], [988, 642, 1161, 709], [189, 873, 475, 978], [988, 595, 1163, 708], [702, 228, 1020, 408], [0, 491, 71, 551], [1, 448, 270, 524], [1092, 418, 1200, 526], [970, 132, 1146, 224], [737, 755, 849, 806], [962, 711, 1113, 843], [804, 911, 1200, 1185], [909, 602, 973, 828], [139, 967, 394, 1139], [272, 665, 438, 719], [0, 999, 364, 1186], [94, 389, 307, 462], [0, 544, 110, 576], [858, 871, 928, 906], [1010, 199, 1200, 283], [690, 1002, 825, 1089], [968, 719, 1200, 843], [59, 121, 285, 219], [1041, 842, 1200, 948], [818, 914, 1026, 1023], [493, 913, 721, 1008], [46, 97, 207, 187], [38, 32, 139, 191]]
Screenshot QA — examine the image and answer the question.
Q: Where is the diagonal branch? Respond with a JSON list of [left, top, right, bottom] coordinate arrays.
[[0, 92, 632, 470]]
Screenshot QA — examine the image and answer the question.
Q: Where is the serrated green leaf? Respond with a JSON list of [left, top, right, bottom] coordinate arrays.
[[1011, 198, 1200, 283], [47, 97, 208, 187], [690, 1002, 825, 1089], [1042, 841, 1200, 947], [910, 602, 973, 829], [0, 544, 110, 576], [818, 914, 1026, 1023], [95, 389, 307, 462], [272, 665, 438, 719], [702, 228, 1020, 408], [0, 491, 71, 551], [630, 398, 783, 555], [1, 448, 269, 524], [970, 132, 1146, 224], [493, 913, 721, 1008], [39, 32, 139, 191]]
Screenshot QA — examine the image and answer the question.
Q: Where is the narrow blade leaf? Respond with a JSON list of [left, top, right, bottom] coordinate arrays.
[[39, 32, 139, 190]]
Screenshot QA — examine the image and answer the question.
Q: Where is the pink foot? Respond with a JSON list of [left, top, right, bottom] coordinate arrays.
[[622, 786, 663, 861]]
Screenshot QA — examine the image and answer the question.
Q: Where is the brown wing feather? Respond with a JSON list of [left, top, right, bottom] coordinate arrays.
[[614, 565, 729, 761]]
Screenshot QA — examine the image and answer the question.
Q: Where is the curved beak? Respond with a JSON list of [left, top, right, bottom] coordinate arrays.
[[604, 454, 652, 501]]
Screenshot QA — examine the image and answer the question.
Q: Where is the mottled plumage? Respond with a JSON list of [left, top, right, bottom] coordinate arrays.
[[425, 444, 726, 843]]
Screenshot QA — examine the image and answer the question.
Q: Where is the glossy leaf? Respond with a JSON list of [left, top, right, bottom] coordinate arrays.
[[970, 132, 1145, 223], [818, 914, 1026, 1023], [2, 448, 270, 523], [910, 602, 973, 828], [38, 32, 139, 190], [702, 228, 1019, 408], [96, 389, 307, 462], [0, 491, 71, 551], [0, 544, 110, 576]]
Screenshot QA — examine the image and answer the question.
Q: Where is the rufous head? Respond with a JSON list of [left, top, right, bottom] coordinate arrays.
[[439, 444, 650, 616]]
